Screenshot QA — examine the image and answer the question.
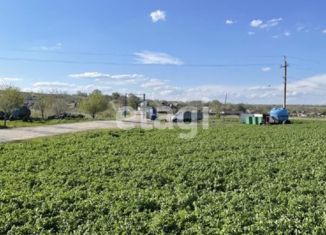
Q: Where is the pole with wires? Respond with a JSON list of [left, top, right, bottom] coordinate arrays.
[[281, 56, 288, 109], [124, 93, 128, 118], [222, 92, 228, 122], [143, 93, 146, 120]]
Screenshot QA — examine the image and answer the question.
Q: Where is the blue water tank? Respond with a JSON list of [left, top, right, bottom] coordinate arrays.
[[270, 108, 289, 123]]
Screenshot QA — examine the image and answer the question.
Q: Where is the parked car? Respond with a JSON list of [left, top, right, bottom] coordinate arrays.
[[10, 106, 32, 121], [0, 111, 5, 120], [171, 110, 203, 122]]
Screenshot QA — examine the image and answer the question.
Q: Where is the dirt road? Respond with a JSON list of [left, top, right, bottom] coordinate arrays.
[[0, 120, 153, 143]]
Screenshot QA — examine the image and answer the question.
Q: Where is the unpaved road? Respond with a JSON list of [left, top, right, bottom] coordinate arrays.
[[0, 120, 154, 143]]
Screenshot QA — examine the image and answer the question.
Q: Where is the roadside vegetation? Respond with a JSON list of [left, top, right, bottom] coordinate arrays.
[[79, 90, 109, 119], [0, 87, 326, 129], [1, 121, 326, 233], [0, 87, 24, 127], [2, 119, 89, 128]]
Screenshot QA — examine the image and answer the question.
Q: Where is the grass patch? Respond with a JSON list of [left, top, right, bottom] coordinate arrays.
[[0, 118, 92, 128]]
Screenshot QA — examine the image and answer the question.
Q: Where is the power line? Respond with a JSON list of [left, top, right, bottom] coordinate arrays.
[[0, 56, 126, 66], [289, 65, 317, 72], [6, 49, 132, 57], [3, 49, 287, 59], [0, 56, 278, 68], [181, 63, 278, 68], [287, 56, 321, 64], [2, 49, 323, 68]]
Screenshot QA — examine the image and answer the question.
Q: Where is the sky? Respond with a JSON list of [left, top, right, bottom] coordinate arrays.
[[0, 0, 326, 104]]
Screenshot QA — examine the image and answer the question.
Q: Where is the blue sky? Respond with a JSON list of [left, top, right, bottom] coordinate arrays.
[[0, 0, 326, 104]]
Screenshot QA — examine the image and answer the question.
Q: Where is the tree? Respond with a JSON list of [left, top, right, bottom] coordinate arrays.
[[0, 87, 24, 127], [209, 100, 222, 114], [35, 95, 53, 120], [52, 98, 68, 116], [80, 90, 108, 119], [76, 91, 88, 97], [236, 104, 247, 113], [127, 94, 141, 110], [111, 92, 121, 100]]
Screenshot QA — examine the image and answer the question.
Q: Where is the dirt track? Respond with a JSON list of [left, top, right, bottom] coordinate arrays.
[[0, 120, 153, 143]]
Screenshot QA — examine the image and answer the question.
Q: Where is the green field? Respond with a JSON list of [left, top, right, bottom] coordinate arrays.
[[1, 122, 326, 234]]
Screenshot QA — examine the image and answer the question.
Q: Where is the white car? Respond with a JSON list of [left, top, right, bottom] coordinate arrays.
[[171, 110, 203, 122]]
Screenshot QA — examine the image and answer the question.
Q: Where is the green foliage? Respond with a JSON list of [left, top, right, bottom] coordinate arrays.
[[34, 95, 53, 120], [236, 103, 247, 112], [4, 119, 89, 128], [1, 122, 326, 233], [80, 90, 108, 118], [111, 92, 121, 100], [51, 98, 68, 116], [0, 87, 24, 126], [0, 87, 24, 113], [127, 94, 141, 110]]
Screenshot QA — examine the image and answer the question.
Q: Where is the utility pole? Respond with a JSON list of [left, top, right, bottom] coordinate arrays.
[[143, 93, 146, 120], [222, 92, 228, 122], [124, 93, 128, 118], [281, 56, 288, 109], [224, 92, 228, 106]]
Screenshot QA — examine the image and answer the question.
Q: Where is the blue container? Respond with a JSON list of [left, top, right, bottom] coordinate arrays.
[[151, 108, 157, 120], [270, 108, 289, 123]]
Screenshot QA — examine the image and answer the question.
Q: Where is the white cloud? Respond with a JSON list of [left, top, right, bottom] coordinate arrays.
[[70, 72, 143, 80], [150, 10, 166, 23], [33, 82, 76, 88], [21, 73, 326, 105], [296, 25, 307, 32], [81, 84, 112, 93], [142, 74, 326, 105], [289, 74, 326, 91], [261, 18, 282, 29], [25, 81, 112, 94], [35, 43, 63, 51], [155, 74, 326, 104], [0, 77, 21, 84], [141, 79, 166, 88], [134, 51, 184, 65], [284, 31, 291, 37], [261, 67, 271, 72], [250, 19, 263, 28], [272, 31, 291, 39], [69, 72, 146, 85], [69, 72, 106, 79], [296, 26, 304, 32], [225, 19, 236, 25], [250, 18, 282, 29]]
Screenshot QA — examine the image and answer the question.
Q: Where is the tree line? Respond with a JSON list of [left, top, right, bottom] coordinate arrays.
[[0, 87, 146, 127], [1, 86, 326, 127]]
